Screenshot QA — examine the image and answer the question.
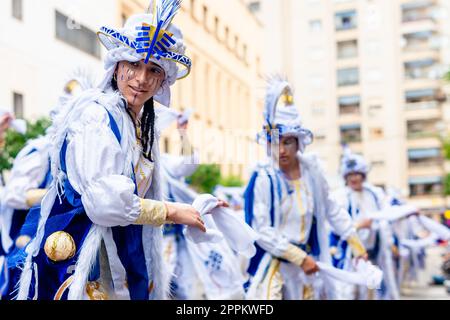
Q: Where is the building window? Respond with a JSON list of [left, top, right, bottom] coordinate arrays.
[[407, 119, 439, 139], [402, 31, 437, 52], [408, 148, 441, 167], [311, 102, 325, 115], [12, 0, 23, 20], [309, 20, 322, 33], [55, 10, 101, 58], [13, 92, 24, 118], [308, 47, 325, 61], [370, 127, 384, 139], [337, 40, 358, 59], [335, 10, 357, 31], [405, 88, 436, 103], [314, 133, 326, 142], [310, 75, 325, 89], [243, 44, 248, 63], [214, 16, 219, 37], [202, 5, 208, 30], [339, 95, 360, 115], [368, 104, 382, 116], [190, 0, 196, 18], [256, 56, 261, 76], [164, 137, 170, 153], [372, 160, 385, 168], [402, 2, 434, 23], [248, 1, 261, 13], [337, 68, 359, 87], [340, 124, 362, 143], [404, 58, 439, 80], [224, 26, 230, 47], [409, 177, 443, 196]]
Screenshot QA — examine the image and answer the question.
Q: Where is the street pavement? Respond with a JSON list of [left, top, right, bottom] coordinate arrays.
[[400, 246, 449, 300]]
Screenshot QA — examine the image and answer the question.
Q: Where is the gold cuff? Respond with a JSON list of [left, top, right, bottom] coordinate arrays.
[[25, 189, 48, 207], [347, 234, 367, 258], [281, 244, 307, 266], [134, 199, 168, 226]]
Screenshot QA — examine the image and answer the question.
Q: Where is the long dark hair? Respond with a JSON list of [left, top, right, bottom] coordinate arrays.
[[112, 75, 156, 162]]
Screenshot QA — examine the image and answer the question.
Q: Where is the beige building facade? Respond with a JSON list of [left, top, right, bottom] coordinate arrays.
[[0, 0, 118, 119], [257, 0, 450, 214]]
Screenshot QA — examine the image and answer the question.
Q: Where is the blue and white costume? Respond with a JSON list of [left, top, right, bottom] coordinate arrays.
[[244, 79, 366, 300], [14, 2, 194, 300], [0, 73, 94, 299], [331, 148, 399, 300], [0, 135, 52, 299]]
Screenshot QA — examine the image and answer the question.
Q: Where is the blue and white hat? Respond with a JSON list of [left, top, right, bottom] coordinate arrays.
[[257, 77, 313, 152], [340, 145, 369, 178], [96, 0, 191, 107]]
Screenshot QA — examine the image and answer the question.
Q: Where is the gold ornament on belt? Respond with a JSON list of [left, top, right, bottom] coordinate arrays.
[[44, 231, 76, 262], [15, 235, 32, 249], [86, 281, 109, 300]]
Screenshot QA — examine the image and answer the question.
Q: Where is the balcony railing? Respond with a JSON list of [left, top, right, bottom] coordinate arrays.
[[407, 131, 438, 139], [405, 101, 439, 110], [408, 158, 442, 167]]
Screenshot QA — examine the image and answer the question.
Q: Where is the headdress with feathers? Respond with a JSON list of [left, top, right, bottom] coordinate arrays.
[[257, 76, 313, 153]]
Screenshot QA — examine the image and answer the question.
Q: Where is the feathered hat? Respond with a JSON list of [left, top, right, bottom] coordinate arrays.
[[340, 145, 369, 178], [257, 76, 313, 153], [96, 0, 191, 107]]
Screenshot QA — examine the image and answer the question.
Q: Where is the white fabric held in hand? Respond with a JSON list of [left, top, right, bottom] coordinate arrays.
[[188, 194, 258, 258]]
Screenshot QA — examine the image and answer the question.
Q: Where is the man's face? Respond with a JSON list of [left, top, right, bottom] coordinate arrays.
[[346, 172, 365, 191], [116, 60, 166, 108], [271, 135, 299, 167]]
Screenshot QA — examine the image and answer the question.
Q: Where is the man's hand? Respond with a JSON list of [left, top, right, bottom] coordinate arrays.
[[301, 256, 319, 275], [165, 202, 206, 232], [356, 219, 373, 230], [356, 252, 369, 262]]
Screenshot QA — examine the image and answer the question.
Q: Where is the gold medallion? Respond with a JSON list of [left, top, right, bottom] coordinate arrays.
[[44, 231, 76, 262]]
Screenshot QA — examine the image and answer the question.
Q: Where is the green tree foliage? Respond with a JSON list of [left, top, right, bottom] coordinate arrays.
[[445, 173, 450, 196], [186, 164, 222, 194], [219, 175, 244, 187], [443, 70, 450, 195], [0, 117, 51, 172]]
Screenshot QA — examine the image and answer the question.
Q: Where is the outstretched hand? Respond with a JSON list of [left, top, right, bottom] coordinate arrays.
[[165, 202, 206, 232]]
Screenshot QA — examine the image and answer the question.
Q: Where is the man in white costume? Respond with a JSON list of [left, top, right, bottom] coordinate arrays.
[[244, 78, 367, 300], [331, 148, 399, 300]]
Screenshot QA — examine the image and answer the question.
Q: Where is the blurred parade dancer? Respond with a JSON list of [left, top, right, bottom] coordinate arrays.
[[331, 148, 399, 299], [157, 106, 248, 300], [214, 186, 245, 212], [385, 189, 450, 293], [12, 1, 224, 300], [0, 71, 94, 299], [244, 78, 367, 300]]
